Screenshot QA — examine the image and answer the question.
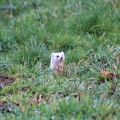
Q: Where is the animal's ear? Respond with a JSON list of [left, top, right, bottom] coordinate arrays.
[[51, 52, 55, 57], [61, 51, 64, 54]]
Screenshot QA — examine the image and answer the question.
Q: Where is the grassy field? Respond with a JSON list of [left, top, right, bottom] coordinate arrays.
[[0, 0, 120, 119]]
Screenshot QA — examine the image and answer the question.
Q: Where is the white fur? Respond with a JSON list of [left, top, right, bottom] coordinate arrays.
[[50, 51, 65, 70]]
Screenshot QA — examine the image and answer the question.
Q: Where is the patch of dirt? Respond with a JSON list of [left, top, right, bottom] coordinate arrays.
[[0, 102, 14, 112], [0, 74, 16, 89]]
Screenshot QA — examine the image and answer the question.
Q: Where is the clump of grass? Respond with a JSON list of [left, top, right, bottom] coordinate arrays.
[[13, 39, 49, 66]]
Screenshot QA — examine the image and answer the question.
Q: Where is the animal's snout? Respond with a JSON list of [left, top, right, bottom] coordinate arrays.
[[61, 57, 63, 60]]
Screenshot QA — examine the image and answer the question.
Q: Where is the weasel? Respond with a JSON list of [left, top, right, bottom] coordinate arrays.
[[50, 51, 65, 75]]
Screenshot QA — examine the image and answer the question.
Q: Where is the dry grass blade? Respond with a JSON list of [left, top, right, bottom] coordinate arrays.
[[98, 68, 116, 80], [14, 100, 26, 112]]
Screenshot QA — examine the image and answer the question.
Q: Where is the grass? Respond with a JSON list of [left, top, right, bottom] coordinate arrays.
[[0, 0, 120, 119]]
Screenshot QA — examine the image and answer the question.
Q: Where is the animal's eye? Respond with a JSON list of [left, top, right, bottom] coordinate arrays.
[[56, 55, 59, 58]]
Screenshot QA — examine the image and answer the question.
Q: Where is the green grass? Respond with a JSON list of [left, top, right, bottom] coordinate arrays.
[[0, 0, 120, 119]]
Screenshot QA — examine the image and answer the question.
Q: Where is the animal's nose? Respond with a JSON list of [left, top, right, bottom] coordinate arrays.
[[61, 57, 63, 60]]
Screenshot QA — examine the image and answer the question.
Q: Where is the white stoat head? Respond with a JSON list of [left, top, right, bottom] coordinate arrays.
[[50, 51, 65, 69], [51, 51, 65, 62]]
